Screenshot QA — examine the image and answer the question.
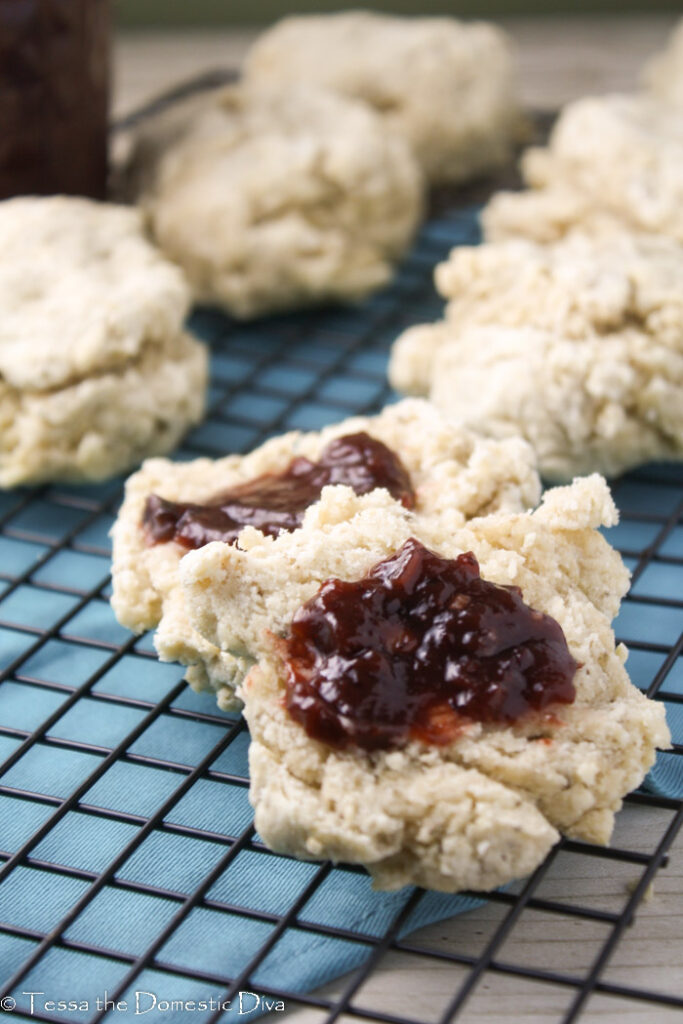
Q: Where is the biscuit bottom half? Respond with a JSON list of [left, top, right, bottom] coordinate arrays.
[[179, 475, 669, 892]]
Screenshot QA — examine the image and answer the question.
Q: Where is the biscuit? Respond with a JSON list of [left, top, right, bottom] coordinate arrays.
[[0, 196, 207, 486], [110, 399, 540, 709], [128, 83, 423, 318], [482, 95, 683, 243], [642, 19, 683, 107], [389, 232, 683, 480], [244, 11, 525, 186], [179, 476, 669, 891]]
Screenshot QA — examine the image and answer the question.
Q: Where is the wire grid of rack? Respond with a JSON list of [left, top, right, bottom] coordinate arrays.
[[0, 205, 681, 1024]]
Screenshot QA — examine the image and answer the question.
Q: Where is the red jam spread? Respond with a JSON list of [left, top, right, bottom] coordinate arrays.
[[281, 538, 578, 751], [143, 432, 415, 549]]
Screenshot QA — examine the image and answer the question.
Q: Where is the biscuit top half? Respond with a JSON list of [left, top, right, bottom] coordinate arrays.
[[0, 196, 190, 392]]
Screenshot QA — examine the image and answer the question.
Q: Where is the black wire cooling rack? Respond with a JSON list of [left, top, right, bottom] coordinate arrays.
[[0, 205, 681, 1024]]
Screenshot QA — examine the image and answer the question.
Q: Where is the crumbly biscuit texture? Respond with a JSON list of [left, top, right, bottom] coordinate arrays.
[[0, 196, 190, 391], [179, 476, 669, 891], [244, 12, 525, 185], [131, 83, 423, 318], [389, 232, 683, 480], [482, 95, 683, 243], [0, 332, 208, 488], [110, 399, 540, 708], [642, 19, 683, 107], [429, 324, 683, 481], [0, 196, 207, 486]]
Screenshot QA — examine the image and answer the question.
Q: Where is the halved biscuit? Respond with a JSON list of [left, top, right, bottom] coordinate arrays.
[[0, 196, 207, 485], [179, 476, 669, 891], [111, 399, 539, 708]]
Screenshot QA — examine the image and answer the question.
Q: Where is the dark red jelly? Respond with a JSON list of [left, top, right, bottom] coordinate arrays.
[[143, 432, 415, 549], [281, 538, 578, 751]]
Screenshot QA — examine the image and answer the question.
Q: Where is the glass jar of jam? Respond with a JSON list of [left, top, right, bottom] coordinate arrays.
[[0, 0, 110, 200]]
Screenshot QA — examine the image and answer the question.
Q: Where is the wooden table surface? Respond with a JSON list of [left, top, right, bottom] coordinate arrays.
[[113, 17, 682, 1024]]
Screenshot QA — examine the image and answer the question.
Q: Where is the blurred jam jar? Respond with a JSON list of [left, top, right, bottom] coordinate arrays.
[[0, 0, 110, 199]]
